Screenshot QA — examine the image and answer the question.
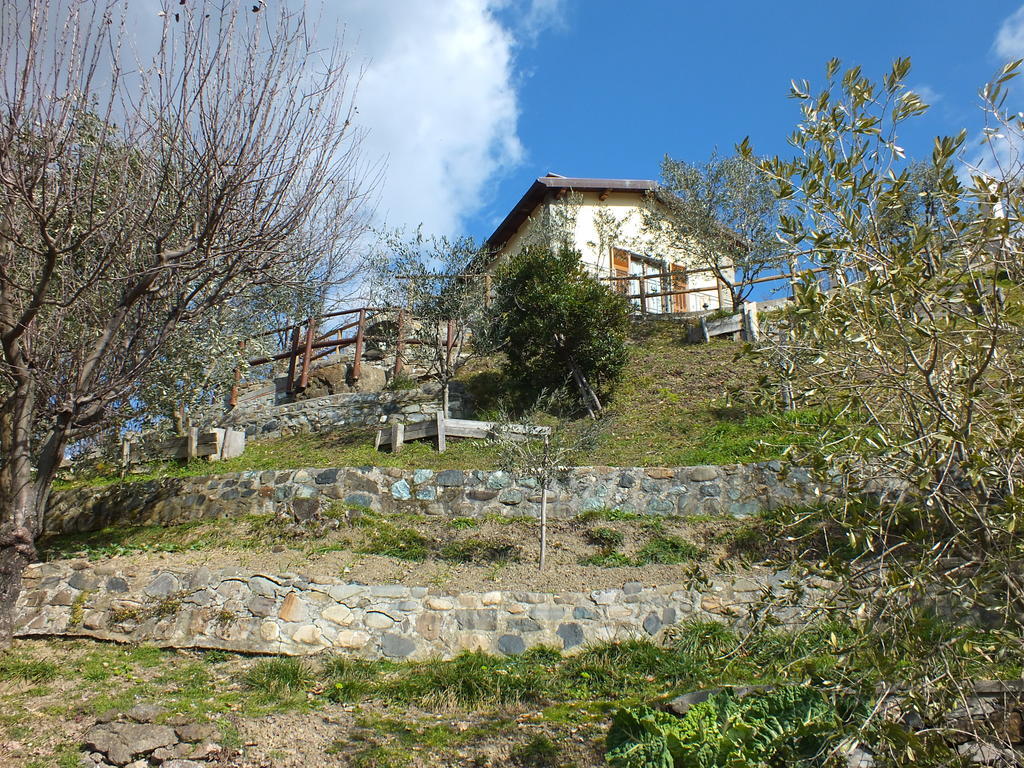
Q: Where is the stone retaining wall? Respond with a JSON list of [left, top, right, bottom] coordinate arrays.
[[15, 561, 824, 659], [215, 383, 467, 440], [46, 462, 826, 536]]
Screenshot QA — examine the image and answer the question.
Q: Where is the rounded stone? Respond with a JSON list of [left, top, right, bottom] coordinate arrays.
[[334, 629, 371, 649], [321, 605, 352, 625], [498, 634, 525, 655], [259, 621, 280, 642], [424, 596, 454, 611], [365, 611, 397, 629], [292, 625, 323, 644]]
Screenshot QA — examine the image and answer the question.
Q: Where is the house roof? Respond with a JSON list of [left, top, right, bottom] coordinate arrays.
[[484, 173, 658, 252]]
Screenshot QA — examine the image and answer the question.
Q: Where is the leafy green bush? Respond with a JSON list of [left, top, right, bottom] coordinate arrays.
[[487, 245, 631, 407], [605, 687, 843, 768]]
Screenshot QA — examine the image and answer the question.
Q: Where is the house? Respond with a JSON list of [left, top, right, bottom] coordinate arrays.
[[483, 173, 734, 313]]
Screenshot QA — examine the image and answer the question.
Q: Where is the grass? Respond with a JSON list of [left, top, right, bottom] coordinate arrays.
[[56, 320, 822, 491]]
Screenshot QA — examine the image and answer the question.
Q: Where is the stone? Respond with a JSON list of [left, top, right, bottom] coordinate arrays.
[[69, 570, 99, 591], [688, 466, 719, 482], [486, 471, 512, 489], [643, 613, 663, 636], [528, 605, 568, 622], [365, 611, 397, 629], [278, 593, 306, 622], [508, 618, 542, 632], [453, 609, 497, 631], [259, 621, 280, 642], [618, 473, 636, 488], [334, 630, 371, 649], [416, 613, 442, 641], [144, 573, 179, 598], [645, 467, 675, 480], [174, 724, 217, 743], [622, 582, 643, 595], [435, 470, 465, 487], [415, 487, 437, 501], [84, 723, 177, 765], [126, 702, 165, 723], [292, 625, 323, 644], [590, 589, 620, 605], [413, 469, 435, 484], [665, 688, 718, 716], [498, 489, 524, 505], [163, 761, 205, 768], [315, 468, 339, 485], [321, 604, 352, 625], [556, 622, 585, 649], [106, 577, 129, 593], [456, 633, 490, 652], [381, 633, 416, 658], [248, 596, 276, 617], [498, 634, 526, 655], [700, 483, 722, 498], [480, 591, 502, 605], [467, 489, 498, 502], [573, 606, 596, 620], [424, 596, 454, 611], [390, 480, 412, 500]]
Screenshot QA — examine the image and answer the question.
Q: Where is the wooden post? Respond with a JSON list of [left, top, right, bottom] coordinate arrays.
[[298, 317, 315, 390], [435, 410, 447, 453], [285, 326, 301, 395], [390, 421, 405, 454], [186, 427, 199, 462], [393, 309, 407, 378], [638, 267, 648, 315], [742, 301, 760, 343], [700, 316, 710, 344], [352, 308, 366, 381], [484, 274, 492, 309], [120, 439, 131, 478]]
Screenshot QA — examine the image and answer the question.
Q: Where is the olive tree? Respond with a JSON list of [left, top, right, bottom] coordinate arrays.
[[0, 0, 371, 643], [650, 151, 785, 310], [749, 57, 1024, 761]]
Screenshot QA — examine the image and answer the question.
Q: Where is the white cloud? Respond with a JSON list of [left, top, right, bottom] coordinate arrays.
[[995, 5, 1024, 60], [910, 83, 942, 106], [339, 0, 529, 236]]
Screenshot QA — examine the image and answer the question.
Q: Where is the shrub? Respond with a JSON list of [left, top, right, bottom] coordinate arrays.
[[487, 245, 631, 407]]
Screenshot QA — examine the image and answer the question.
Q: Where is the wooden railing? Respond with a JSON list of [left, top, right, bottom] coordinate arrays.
[[230, 306, 458, 407], [598, 266, 831, 314]]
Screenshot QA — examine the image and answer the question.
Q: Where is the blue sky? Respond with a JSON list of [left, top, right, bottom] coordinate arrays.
[[116, 2, 1024, 252], [461, 1, 1024, 244]]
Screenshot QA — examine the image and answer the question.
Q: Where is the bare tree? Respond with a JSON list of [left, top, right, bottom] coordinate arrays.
[[0, 0, 373, 643]]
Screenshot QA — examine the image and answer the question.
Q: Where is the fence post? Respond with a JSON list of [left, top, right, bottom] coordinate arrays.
[[393, 309, 407, 378], [742, 301, 760, 342], [352, 308, 366, 382], [484, 274, 492, 309], [638, 271, 648, 316], [435, 410, 447, 453], [285, 326, 301, 395], [390, 421, 405, 454], [186, 427, 199, 462], [298, 317, 315, 390]]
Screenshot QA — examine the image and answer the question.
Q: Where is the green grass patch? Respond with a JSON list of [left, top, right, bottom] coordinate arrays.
[[0, 654, 61, 683]]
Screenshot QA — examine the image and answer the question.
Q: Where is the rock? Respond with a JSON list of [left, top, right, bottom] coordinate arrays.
[[390, 480, 412, 500], [424, 596, 454, 610], [556, 622, 585, 649], [163, 760, 206, 768], [665, 689, 719, 716], [498, 634, 525, 655], [144, 573, 179, 598], [435, 470, 465, 487], [333, 630, 371, 649], [321, 604, 352, 625], [453, 609, 497, 631], [688, 466, 719, 482], [125, 702, 165, 723], [277, 593, 305, 622], [381, 633, 416, 658], [508, 618, 541, 632], [645, 467, 675, 480], [291, 625, 323, 645], [365, 611, 397, 629], [84, 723, 177, 765], [642, 613, 663, 636], [259, 621, 280, 642]]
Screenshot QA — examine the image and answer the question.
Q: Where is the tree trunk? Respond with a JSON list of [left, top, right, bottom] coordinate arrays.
[[0, 378, 41, 647], [539, 435, 550, 571]]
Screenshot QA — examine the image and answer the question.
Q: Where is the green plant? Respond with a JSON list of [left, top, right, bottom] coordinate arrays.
[[585, 526, 624, 548], [510, 734, 560, 767], [487, 245, 631, 408], [633, 536, 701, 565], [0, 654, 60, 683], [450, 516, 479, 530], [356, 523, 431, 561], [605, 687, 843, 768], [243, 658, 316, 705], [321, 656, 380, 702], [438, 538, 520, 564]]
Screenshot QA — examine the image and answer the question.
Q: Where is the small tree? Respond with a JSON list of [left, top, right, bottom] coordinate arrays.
[[367, 229, 486, 415], [650, 150, 785, 310], [487, 245, 631, 415], [492, 395, 598, 569]]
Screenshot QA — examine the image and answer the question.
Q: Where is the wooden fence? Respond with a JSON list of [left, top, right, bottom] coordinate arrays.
[[230, 307, 463, 406], [599, 265, 831, 315], [375, 411, 551, 453], [121, 427, 246, 467]]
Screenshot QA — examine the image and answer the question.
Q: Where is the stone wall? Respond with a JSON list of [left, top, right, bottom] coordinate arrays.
[[215, 382, 468, 441], [14, 561, 823, 659], [46, 462, 826, 536]]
